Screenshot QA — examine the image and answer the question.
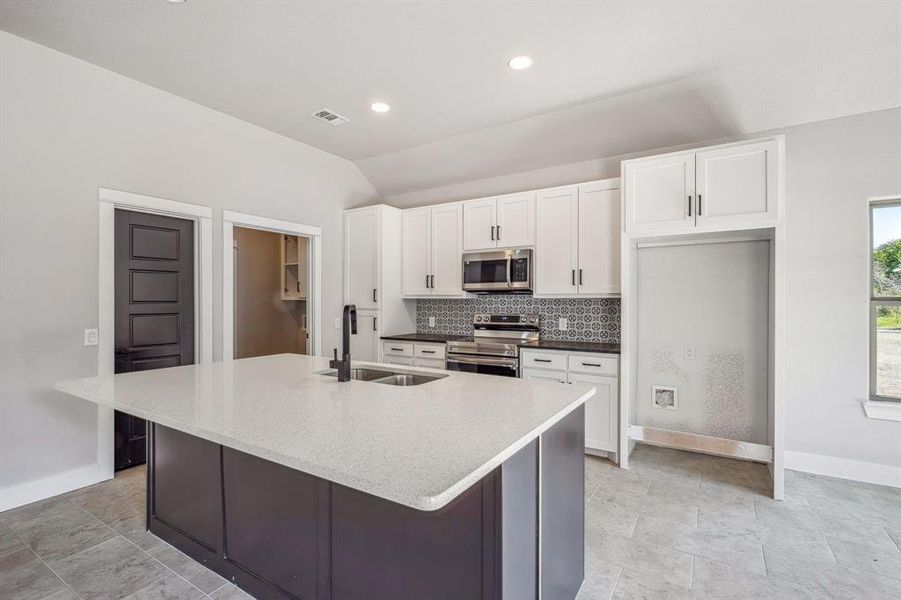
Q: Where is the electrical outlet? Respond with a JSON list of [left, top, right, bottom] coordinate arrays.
[[558, 318, 568, 331], [84, 328, 99, 347], [334, 317, 341, 329], [684, 345, 696, 360], [428, 316, 436, 327]]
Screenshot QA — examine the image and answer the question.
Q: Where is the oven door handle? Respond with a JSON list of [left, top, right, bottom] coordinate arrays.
[[446, 355, 518, 369]]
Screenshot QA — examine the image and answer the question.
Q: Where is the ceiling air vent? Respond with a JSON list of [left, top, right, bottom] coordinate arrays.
[[311, 108, 349, 126]]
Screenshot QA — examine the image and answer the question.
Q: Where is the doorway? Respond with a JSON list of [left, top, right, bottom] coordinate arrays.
[[233, 227, 309, 357], [114, 209, 195, 470]]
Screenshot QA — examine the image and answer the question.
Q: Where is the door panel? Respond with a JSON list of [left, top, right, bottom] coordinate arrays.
[[535, 186, 578, 295], [350, 312, 378, 361], [578, 183, 620, 295], [115, 210, 194, 471], [402, 208, 432, 296], [568, 372, 618, 453], [496, 191, 535, 248], [624, 154, 695, 235], [462, 197, 497, 251], [696, 140, 778, 227], [431, 204, 463, 296], [345, 209, 379, 309]]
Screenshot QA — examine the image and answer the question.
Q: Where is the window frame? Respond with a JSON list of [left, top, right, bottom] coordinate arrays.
[[869, 198, 901, 403]]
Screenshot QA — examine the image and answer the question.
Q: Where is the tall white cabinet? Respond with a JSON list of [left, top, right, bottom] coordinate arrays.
[[402, 203, 465, 298], [535, 178, 620, 297], [343, 205, 415, 361]]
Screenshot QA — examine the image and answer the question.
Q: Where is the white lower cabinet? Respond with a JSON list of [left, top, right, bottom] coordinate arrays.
[[350, 312, 379, 362], [520, 349, 619, 455], [382, 341, 446, 369]]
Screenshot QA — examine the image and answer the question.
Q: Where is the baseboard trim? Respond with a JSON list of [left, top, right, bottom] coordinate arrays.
[[0, 463, 107, 512], [784, 450, 901, 489]]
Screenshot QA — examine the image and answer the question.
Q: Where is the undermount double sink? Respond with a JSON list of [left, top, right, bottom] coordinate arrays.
[[320, 367, 447, 386]]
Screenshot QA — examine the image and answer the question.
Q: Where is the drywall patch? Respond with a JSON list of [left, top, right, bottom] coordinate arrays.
[[704, 349, 755, 442], [652, 349, 689, 380]]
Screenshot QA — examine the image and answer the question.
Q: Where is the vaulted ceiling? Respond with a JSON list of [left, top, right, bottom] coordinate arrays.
[[2, 0, 899, 198]]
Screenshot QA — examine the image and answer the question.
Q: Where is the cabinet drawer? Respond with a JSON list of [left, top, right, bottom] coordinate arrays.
[[383, 355, 415, 367], [414, 357, 446, 370], [382, 341, 414, 357], [567, 354, 618, 376], [413, 343, 446, 359], [521, 368, 567, 384], [521, 351, 567, 370]]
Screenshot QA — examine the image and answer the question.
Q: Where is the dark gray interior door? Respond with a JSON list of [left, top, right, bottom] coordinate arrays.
[[114, 209, 194, 471]]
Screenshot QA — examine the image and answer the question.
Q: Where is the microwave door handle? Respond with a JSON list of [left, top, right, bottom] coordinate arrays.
[[506, 256, 512, 288]]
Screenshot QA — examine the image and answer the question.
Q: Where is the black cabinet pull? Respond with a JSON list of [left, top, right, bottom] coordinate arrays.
[[390, 347, 404, 351], [534, 358, 552, 363], [296, 282, 301, 293], [421, 350, 436, 354], [373, 317, 377, 331], [571, 269, 575, 285], [579, 269, 583, 286], [582, 362, 602, 367], [425, 274, 430, 288], [490, 225, 495, 241], [373, 288, 377, 302], [430, 274, 435, 288], [688, 195, 692, 217], [698, 194, 703, 215], [497, 225, 501, 240]]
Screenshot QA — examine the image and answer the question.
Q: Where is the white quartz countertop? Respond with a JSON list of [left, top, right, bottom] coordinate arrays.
[[55, 354, 594, 511]]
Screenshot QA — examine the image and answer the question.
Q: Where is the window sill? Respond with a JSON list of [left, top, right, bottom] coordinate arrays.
[[863, 400, 901, 422]]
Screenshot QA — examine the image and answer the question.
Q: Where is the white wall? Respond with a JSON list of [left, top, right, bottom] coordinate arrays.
[[385, 108, 901, 477], [0, 32, 380, 508]]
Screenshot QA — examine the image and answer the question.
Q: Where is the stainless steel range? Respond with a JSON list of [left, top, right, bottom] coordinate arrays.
[[445, 314, 539, 377]]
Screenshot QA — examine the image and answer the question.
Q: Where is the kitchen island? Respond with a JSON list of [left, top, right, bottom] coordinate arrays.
[[55, 353, 593, 600]]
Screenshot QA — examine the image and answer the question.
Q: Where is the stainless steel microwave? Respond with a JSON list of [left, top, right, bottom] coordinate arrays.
[[462, 249, 533, 293]]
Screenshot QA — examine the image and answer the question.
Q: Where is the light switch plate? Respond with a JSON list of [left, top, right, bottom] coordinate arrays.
[[558, 318, 568, 331], [84, 328, 99, 347], [428, 316, 436, 327]]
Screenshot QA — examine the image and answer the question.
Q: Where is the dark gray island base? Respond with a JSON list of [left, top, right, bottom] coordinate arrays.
[[145, 406, 585, 600]]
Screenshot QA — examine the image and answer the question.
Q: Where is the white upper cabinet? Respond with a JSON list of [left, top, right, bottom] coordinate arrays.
[[495, 191, 536, 248], [624, 154, 695, 235], [578, 180, 621, 295], [536, 180, 621, 297], [462, 197, 497, 251], [430, 204, 464, 296], [623, 137, 781, 236], [402, 207, 432, 296], [344, 207, 379, 309], [695, 139, 778, 228], [402, 204, 464, 297], [462, 192, 535, 251], [535, 186, 579, 296]]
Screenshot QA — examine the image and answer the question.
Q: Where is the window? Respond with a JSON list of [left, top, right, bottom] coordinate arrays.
[[870, 200, 901, 401]]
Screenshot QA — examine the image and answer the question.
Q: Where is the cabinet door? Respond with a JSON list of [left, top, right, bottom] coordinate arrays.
[[462, 197, 497, 251], [521, 368, 567, 384], [431, 204, 464, 296], [535, 186, 578, 296], [695, 139, 778, 228], [350, 312, 378, 361], [345, 208, 379, 309], [624, 154, 695, 235], [496, 191, 536, 248], [568, 372, 618, 453], [402, 208, 432, 296], [578, 181, 620, 295]]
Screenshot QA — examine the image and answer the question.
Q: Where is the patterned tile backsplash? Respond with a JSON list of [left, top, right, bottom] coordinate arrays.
[[415, 296, 621, 343]]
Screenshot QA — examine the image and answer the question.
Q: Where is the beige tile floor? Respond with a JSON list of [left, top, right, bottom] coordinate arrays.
[[1, 445, 898, 599]]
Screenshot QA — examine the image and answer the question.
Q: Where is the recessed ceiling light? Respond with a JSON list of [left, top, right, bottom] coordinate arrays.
[[507, 56, 533, 70], [371, 102, 391, 113]]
